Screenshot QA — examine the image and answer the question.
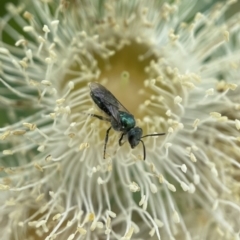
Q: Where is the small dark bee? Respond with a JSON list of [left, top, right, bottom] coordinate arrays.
[[89, 82, 165, 160]]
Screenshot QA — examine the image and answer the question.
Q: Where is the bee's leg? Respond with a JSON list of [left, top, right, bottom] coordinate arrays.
[[118, 133, 125, 146], [103, 127, 112, 159]]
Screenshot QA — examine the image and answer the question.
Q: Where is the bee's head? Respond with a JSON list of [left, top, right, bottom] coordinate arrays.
[[127, 127, 143, 148], [127, 127, 165, 160]]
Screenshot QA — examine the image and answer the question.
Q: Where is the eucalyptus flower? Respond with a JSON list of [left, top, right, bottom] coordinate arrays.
[[0, 0, 240, 240]]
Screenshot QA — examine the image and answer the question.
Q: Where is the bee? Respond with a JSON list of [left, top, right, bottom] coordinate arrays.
[[89, 82, 165, 160]]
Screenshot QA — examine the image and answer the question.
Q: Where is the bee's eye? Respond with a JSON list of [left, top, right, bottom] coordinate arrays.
[[128, 135, 139, 148]]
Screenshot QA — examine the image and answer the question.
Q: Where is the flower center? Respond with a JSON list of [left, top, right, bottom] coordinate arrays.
[[94, 41, 156, 117]]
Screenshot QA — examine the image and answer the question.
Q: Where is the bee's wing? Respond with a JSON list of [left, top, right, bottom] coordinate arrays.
[[89, 82, 130, 124]]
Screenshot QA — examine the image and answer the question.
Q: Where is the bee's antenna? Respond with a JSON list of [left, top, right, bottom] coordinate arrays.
[[141, 133, 165, 139], [139, 139, 146, 160]]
